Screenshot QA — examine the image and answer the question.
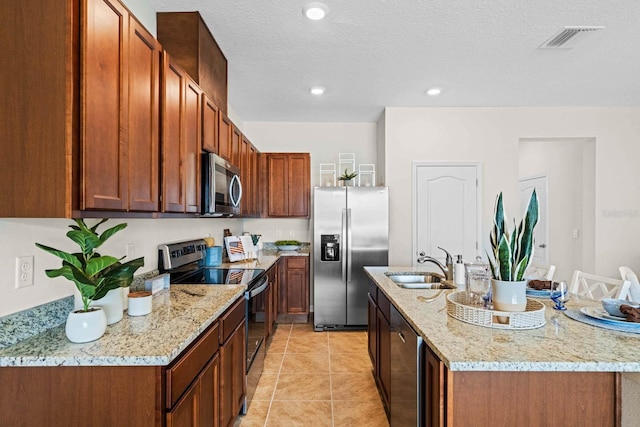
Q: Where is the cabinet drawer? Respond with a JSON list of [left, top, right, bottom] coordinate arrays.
[[220, 297, 246, 344], [166, 321, 219, 408], [286, 257, 307, 270], [378, 290, 391, 322], [369, 281, 378, 303]]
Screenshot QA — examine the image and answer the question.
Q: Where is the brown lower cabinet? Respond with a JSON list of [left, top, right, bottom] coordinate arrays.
[[0, 296, 246, 427], [277, 257, 310, 322], [368, 281, 622, 427]]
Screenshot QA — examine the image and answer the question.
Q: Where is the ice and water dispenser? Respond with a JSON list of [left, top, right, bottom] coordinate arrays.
[[320, 234, 340, 261]]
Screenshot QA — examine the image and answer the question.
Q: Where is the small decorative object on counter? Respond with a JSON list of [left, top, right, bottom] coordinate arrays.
[[275, 240, 301, 251], [338, 168, 358, 186], [487, 190, 538, 315], [320, 163, 337, 187], [36, 219, 144, 342], [65, 306, 107, 343], [127, 291, 153, 316], [454, 255, 466, 289], [358, 164, 376, 187]]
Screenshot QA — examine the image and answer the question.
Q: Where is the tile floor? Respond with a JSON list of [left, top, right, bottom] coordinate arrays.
[[236, 322, 389, 427]]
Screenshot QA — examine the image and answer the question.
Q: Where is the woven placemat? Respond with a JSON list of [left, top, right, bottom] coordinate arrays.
[[565, 309, 640, 334]]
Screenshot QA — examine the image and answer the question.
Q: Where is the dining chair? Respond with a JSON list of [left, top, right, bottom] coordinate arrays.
[[525, 263, 556, 281], [619, 266, 640, 303], [569, 270, 631, 301]]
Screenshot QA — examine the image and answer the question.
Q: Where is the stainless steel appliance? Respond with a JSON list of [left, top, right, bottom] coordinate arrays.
[[313, 186, 389, 330], [158, 240, 267, 413], [202, 153, 242, 217], [390, 304, 423, 426]]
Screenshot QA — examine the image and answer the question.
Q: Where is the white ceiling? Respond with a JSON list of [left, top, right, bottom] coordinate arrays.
[[150, 0, 640, 123]]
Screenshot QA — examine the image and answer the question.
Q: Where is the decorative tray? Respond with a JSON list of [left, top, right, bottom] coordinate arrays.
[[446, 291, 546, 330]]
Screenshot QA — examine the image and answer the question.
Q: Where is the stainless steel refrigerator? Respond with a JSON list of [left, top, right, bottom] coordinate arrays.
[[313, 186, 389, 330]]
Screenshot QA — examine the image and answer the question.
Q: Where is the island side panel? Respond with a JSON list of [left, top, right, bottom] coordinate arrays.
[[446, 370, 620, 427], [0, 365, 162, 426]]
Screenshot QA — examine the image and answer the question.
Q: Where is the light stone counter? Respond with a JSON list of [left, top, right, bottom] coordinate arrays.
[[216, 247, 310, 270], [365, 266, 640, 372], [0, 285, 245, 367]]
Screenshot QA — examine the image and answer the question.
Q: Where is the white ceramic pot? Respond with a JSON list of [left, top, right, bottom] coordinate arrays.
[[491, 279, 527, 312], [127, 291, 153, 316], [74, 287, 124, 325], [65, 307, 107, 343], [122, 287, 130, 311]]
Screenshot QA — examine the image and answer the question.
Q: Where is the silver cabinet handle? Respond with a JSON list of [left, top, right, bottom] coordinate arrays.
[[398, 331, 406, 343]]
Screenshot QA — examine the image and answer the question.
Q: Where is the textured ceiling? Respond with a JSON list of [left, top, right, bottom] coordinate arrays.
[[150, 0, 640, 122]]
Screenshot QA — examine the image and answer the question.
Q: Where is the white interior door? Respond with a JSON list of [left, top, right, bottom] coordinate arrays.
[[413, 164, 480, 266], [519, 175, 548, 265]]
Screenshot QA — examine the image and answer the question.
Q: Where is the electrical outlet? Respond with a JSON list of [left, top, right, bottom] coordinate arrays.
[[289, 230, 296, 237], [15, 256, 34, 289], [126, 243, 135, 258], [572, 229, 580, 239], [276, 229, 282, 237]]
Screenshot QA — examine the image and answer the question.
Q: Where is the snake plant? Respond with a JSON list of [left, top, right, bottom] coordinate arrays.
[[487, 190, 538, 281], [36, 219, 144, 312]]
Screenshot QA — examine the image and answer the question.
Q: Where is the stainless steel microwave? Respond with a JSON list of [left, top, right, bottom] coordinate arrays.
[[202, 153, 242, 216]]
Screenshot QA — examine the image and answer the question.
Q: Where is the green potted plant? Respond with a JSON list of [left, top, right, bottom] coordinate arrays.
[[487, 190, 538, 313], [338, 169, 358, 186], [36, 219, 144, 342]]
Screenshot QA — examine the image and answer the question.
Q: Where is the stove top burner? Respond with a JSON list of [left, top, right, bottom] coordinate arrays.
[[169, 267, 266, 289]]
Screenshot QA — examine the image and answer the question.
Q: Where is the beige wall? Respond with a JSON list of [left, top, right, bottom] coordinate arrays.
[[383, 107, 640, 278]]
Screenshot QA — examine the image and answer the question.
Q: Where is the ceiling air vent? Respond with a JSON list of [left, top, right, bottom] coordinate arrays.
[[539, 26, 604, 49]]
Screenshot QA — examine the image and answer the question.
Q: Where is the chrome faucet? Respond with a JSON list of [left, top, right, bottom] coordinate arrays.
[[417, 246, 454, 280]]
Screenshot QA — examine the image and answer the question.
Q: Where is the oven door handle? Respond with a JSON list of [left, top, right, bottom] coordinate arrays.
[[247, 276, 269, 299]]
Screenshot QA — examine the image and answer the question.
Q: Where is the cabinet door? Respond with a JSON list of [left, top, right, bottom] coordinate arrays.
[[219, 321, 246, 427], [82, 0, 129, 210], [184, 78, 201, 213], [167, 379, 199, 427], [250, 145, 259, 216], [367, 294, 377, 368], [231, 125, 242, 168], [267, 154, 288, 216], [128, 17, 160, 212], [425, 347, 445, 427], [377, 308, 391, 410], [240, 136, 251, 216], [286, 269, 308, 313], [287, 154, 310, 217], [199, 353, 220, 427], [217, 111, 232, 162], [202, 94, 219, 153]]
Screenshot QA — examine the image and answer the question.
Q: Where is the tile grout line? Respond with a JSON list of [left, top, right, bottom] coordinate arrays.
[[328, 331, 335, 427], [263, 323, 292, 427]]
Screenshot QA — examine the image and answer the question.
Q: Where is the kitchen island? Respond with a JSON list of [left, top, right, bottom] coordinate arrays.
[[365, 266, 640, 426]]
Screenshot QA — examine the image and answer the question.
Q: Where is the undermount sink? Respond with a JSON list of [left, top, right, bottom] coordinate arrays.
[[384, 272, 454, 289]]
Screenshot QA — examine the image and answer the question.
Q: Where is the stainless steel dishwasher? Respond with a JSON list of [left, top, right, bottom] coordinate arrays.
[[390, 304, 424, 426]]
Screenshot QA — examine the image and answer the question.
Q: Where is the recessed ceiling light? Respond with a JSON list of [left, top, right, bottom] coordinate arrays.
[[303, 2, 329, 20], [426, 88, 442, 96], [310, 86, 326, 95]]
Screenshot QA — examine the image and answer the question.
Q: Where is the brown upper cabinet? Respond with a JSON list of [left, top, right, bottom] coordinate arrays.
[[240, 136, 261, 217], [156, 12, 228, 116], [231, 126, 242, 168], [161, 53, 201, 214], [1, 0, 162, 217], [262, 153, 311, 218], [202, 94, 219, 154], [217, 111, 233, 162]]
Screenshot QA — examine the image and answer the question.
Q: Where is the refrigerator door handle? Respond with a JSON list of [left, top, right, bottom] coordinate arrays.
[[341, 208, 347, 282], [347, 208, 352, 282]]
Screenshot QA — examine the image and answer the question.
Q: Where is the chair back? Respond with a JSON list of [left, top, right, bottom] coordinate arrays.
[[619, 266, 640, 303], [569, 270, 631, 300], [525, 263, 556, 281]]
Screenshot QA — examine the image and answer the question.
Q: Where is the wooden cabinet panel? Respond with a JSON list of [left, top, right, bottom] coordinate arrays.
[[367, 294, 377, 367], [264, 153, 310, 218], [128, 17, 161, 211], [202, 94, 219, 153], [278, 257, 309, 320], [240, 135, 251, 216], [425, 346, 445, 427], [231, 125, 242, 167], [220, 321, 246, 427], [377, 306, 391, 410], [218, 111, 232, 162], [82, 0, 129, 210], [199, 353, 220, 427], [250, 144, 260, 217], [287, 154, 310, 217], [184, 78, 201, 213], [167, 379, 199, 427], [156, 11, 228, 114], [161, 54, 186, 213]]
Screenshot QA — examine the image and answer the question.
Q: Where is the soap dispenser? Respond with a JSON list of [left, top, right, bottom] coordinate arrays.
[[454, 255, 466, 289]]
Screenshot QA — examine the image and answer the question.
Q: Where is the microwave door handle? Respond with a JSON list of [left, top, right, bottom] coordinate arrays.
[[229, 174, 242, 207]]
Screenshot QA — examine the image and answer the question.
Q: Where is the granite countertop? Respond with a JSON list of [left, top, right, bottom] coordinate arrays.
[[365, 266, 640, 373], [216, 247, 309, 270], [0, 285, 246, 367]]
